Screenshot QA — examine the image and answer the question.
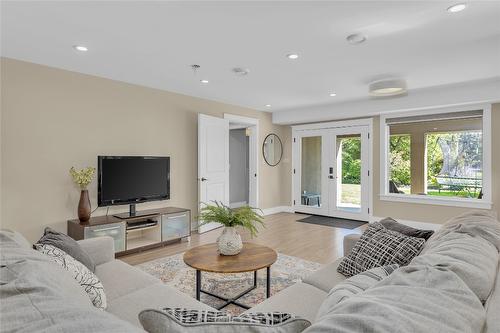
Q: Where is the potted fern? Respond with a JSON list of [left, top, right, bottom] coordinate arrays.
[[198, 201, 264, 255]]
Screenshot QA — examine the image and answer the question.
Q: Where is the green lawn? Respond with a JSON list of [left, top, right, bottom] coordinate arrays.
[[341, 183, 361, 205]]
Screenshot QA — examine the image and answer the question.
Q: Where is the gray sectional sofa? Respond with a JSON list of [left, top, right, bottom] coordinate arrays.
[[1, 211, 500, 332]]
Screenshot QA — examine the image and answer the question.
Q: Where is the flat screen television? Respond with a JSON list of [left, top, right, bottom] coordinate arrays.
[[98, 156, 170, 218]]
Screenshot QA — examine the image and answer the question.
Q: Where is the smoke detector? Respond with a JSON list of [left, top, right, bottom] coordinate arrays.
[[369, 79, 407, 97], [346, 33, 366, 45], [232, 67, 250, 76]]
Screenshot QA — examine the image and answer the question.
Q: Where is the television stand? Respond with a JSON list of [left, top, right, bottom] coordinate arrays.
[[67, 207, 191, 256]]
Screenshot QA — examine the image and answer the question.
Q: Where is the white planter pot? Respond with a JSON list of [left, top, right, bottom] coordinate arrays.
[[217, 227, 243, 255]]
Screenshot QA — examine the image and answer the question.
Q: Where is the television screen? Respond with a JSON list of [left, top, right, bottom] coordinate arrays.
[[98, 156, 170, 206]]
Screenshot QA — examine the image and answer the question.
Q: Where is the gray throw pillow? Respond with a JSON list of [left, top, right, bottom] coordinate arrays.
[[36, 227, 95, 272], [380, 217, 434, 240], [316, 264, 399, 321], [139, 308, 311, 333], [337, 222, 425, 277]]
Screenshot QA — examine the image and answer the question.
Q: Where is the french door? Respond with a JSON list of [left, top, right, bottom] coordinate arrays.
[[293, 125, 370, 221]]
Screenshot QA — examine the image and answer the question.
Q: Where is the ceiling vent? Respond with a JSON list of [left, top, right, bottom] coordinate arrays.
[[232, 67, 250, 76]]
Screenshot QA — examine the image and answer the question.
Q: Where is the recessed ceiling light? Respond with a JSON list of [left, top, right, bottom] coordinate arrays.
[[447, 3, 467, 13], [346, 34, 366, 45], [369, 79, 407, 97], [329, 93, 337, 97], [265, 104, 272, 108], [286, 53, 299, 60], [200, 79, 209, 84], [73, 45, 88, 52]]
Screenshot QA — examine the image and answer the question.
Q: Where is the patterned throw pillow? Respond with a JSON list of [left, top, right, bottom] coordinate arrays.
[[337, 222, 425, 277], [316, 264, 399, 321], [34, 243, 107, 310], [139, 308, 311, 333]]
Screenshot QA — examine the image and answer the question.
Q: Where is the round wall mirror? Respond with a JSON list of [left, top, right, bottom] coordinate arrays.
[[263, 133, 283, 166]]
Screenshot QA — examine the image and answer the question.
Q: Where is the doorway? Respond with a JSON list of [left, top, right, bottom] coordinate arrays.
[[292, 119, 372, 221], [197, 113, 259, 233]]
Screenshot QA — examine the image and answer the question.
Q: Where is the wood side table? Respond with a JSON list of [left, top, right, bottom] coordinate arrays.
[[183, 242, 277, 310]]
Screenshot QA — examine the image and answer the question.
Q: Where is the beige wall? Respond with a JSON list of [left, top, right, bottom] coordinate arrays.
[[0, 58, 291, 242], [373, 105, 499, 223]]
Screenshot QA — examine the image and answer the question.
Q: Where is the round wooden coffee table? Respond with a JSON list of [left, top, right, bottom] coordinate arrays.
[[183, 242, 277, 310]]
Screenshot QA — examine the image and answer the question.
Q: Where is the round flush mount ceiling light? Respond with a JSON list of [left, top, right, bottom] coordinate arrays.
[[265, 104, 272, 108], [369, 79, 407, 97], [329, 92, 337, 97], [73, 45, 88, 52], [200, 79, 209, 84], [346, 33, 366, 45], [447, 3, 467, 13], [232, 67, 250, 76], [286, 53, 299, 60]]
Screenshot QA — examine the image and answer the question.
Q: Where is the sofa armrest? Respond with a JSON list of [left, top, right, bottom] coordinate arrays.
[[343, 234, 361, 256], [77, 236, 115, 266]]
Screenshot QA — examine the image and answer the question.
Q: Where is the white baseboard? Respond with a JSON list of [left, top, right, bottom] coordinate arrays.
[[261, 206, 294, 216], [230, 201, 248, 208], [371, 216, 441, 231]]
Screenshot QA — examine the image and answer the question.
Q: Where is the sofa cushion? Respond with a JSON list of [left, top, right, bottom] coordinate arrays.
[[305, 265, 486, 333], [242, 282, 327, 323], [34, 243, 107, 309], [337, 222, 425, 277], [379, 217, 434, 240], [416, 211, 500, 303], [0, 229, 32, 249], [95, 259, 159, 301], [302, 258, 346, 293], [37, 227, 95, 272], [139, 308, 311, 333], [107, 283, 215, 327], [0, 253, 142, 332], [316, 264, 399, 321], [484, 258, 500, 333]]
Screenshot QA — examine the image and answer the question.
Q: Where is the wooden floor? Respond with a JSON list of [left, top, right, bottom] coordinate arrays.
[[120, 212, 367, 266]]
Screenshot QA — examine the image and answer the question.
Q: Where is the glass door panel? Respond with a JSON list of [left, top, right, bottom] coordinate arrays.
[[335, 134, 362, 213], [301, 136, 322, 207]]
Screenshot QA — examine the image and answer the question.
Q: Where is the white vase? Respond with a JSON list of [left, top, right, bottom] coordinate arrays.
[[217, 227, 243, 255]]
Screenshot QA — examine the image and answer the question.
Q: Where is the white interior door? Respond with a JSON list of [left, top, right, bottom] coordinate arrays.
[[293, 126, 370, 221], [198, 114, 229, 233]]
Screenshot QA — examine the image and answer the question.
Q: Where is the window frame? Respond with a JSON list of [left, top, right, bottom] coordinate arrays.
[[380, 104, 492, 209]]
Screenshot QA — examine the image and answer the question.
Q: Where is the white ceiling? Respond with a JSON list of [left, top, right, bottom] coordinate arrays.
[[2, 1, 500, 113]]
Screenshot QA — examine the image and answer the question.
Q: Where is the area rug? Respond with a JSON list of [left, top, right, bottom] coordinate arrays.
[[297, 215, 367, 229], [136, 252, 322, 316]]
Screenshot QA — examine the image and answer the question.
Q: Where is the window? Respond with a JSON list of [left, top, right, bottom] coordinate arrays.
[[380, 106, 491, 209]]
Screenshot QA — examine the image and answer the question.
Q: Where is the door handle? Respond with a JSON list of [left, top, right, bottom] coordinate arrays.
[[200, 177, 208, 181], [328, 175, 335, 179]]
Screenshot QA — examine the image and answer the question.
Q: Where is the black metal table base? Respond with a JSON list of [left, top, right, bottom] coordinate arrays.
[[196, 267, 271, 310]]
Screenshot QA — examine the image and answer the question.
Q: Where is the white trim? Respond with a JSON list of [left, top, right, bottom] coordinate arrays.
[[224, 113, 259, 209], [261, 206, 294, 216], [292, 118, 373, 131], [379, 103, 492, 210], [379, 194, 492, 209], [229, 201, 247, 208], [371, 216, 441, 231]]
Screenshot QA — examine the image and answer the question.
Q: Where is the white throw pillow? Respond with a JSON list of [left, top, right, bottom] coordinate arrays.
[[139, 308, 311, 333], [34, 243, 107, 310]]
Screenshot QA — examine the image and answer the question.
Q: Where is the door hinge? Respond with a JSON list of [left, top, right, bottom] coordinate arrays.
[[293, 168, 296, 174], [293, 200, 296, 205], [368, 133, 370, 139], [293, 137, 296, 143], [368, 170, 370, 176], [368, 207, 370, 214]]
